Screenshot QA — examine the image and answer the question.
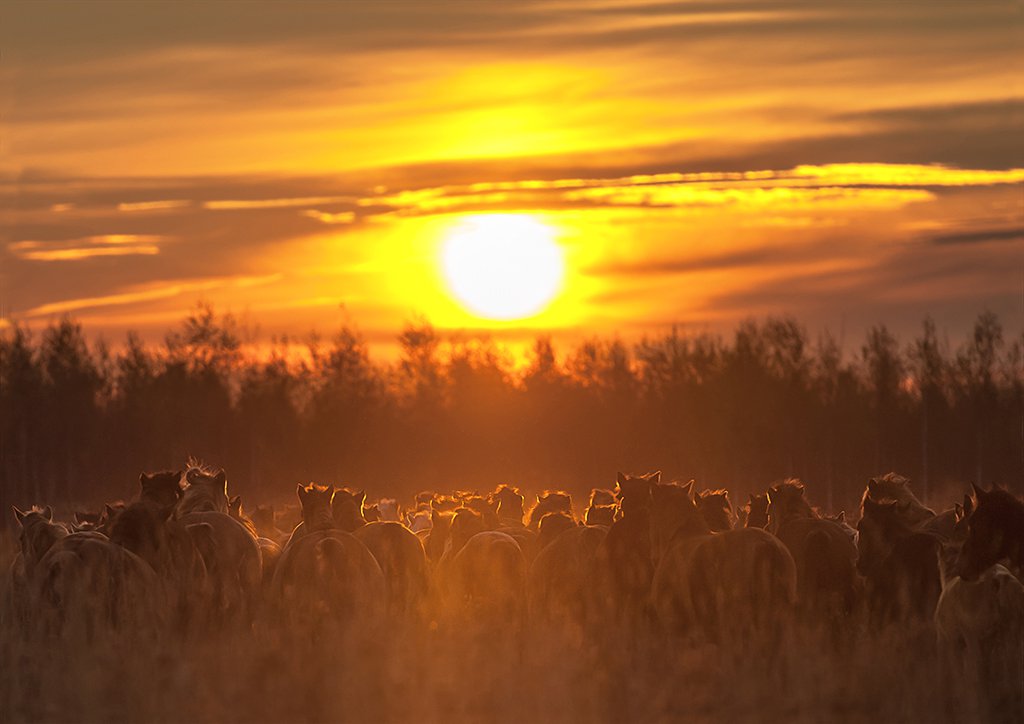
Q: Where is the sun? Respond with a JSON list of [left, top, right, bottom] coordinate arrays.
[[441, 214, 565, 320]]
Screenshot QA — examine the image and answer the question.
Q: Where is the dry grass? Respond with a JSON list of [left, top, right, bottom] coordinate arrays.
[[0, 537, 1000, 724]]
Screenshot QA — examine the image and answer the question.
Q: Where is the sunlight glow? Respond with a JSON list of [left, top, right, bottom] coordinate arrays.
[[441, 214, 565, 321]]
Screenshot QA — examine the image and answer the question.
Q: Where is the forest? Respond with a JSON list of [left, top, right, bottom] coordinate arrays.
[[1, 304, 1020, 522]]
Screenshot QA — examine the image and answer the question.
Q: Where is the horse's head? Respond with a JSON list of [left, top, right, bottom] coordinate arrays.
[[615, 471, 659, 516], [766, 479, 813, 531], [448, 507, 486, 557], [589, 488, 616, 507], [109, 500, 174, 569], [12, 505, 66, 571], [697, 489, 734, 532], [181, 465, 228, 514], [139, 470, 184, 510], [585, 503, 616, 527], [744, 493, 769, 529], [493, 485, 525, 525], [958, 484, 1021, 581], [464, 494, 500, 528], [538, 511, 576, 549], [856, 497, 913, 576], [298, 482, 336, 532], [649, 480, 702, 562], [528, 490, 573, 529], [329, 487, 365, 531]]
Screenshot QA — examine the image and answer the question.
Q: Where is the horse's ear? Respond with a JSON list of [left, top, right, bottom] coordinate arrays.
[[104, 504, 116, 518], [139, 473, 150, 488], [648, 471, 662, 484], [836, 511, 845, 523], [971, 482, 988, 502], [954, 503, 963, 521], [682, 480, 695, 500], [42, 506, 53, 521], [963, 494, 974, 516], [214, 470, 227, 491], [230, 495, 241, 507], [616, 472, 627, 488], [296, 483, 306, 502], [867, 478, 878, 493], [12, 506, 27, 526]]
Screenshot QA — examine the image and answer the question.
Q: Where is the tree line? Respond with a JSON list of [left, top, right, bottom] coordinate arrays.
[[1, 304, 1020, 522]]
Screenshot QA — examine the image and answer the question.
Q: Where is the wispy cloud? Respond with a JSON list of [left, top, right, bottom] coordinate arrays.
[[300, 209, 356, 224], [203, 196, 357, 210], [24, 273, 282, 317], [118, 200, 192, 212], [8, 234, 167, 261]]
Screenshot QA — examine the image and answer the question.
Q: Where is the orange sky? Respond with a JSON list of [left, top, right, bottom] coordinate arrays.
[[1, 0, 1022, 356]]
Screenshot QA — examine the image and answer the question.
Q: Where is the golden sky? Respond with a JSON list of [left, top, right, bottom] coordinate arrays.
[[1, 0, 1022, 355]]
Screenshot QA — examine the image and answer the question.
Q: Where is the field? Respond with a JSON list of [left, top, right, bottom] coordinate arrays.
[[0, 525, 1002, 724]]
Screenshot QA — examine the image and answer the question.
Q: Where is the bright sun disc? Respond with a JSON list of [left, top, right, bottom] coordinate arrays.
[[441, 214, 564, 320]]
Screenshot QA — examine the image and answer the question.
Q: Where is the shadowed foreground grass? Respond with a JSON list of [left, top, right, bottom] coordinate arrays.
[[0, 537, 987, 724]]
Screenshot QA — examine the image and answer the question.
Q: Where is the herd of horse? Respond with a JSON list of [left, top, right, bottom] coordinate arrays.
[[5, 467, 1024, 718]]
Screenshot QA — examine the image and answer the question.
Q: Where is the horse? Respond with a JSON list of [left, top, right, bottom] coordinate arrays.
[[936, 563, 1024, 722], [108, 498, 208, 630], [528, 524, 609, 630], [857, 497, 942, 627], [138, 470, 184, 510], [178, 465, 229, 515], [743, 493, 769, 529], [32, 531, 161, 637], [650, 482, 796, 644], [444, 530, 527, 623], [598, 471, 660, 622], [492, 484, 526, 527], [764, 480, 860, 629], [227, 495, 281, 587], [958, 484, 1024, 581], [9, 507, 69, 627], [696, 489, 734, 532], [353, 521, 428, 618], [527, 491, 573, 530], [270, 483, 384, 631]]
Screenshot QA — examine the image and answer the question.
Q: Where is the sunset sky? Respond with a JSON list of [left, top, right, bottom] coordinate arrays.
[[2, 0, 1021, 356]]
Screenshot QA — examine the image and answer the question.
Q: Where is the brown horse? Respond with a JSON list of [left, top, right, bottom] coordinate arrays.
[[743, 493, 769, 529], [527, 491, 573, 530], [528, 524, 609, 629], [598, 471, 660, 621], [585, 504, 616, 527], [271, 483, 384, 630], [857, 497, 942, 627], [958, 484, 1024, 581], [9, 507, 69, 626], [492, 485, 526, 527], [139, 470, 184, 510], [444, 530, 527, 622], [33, 531, 161, 636], [331, 487, 369, 532], [650, 482, 796, 642], [354, 521, 428, 618], [696, 489, 734, 532], [861, 473, 935, 527], [178, 465, 229, 515], [109, 499, 208, 630], [227, 495, 281, 587]]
